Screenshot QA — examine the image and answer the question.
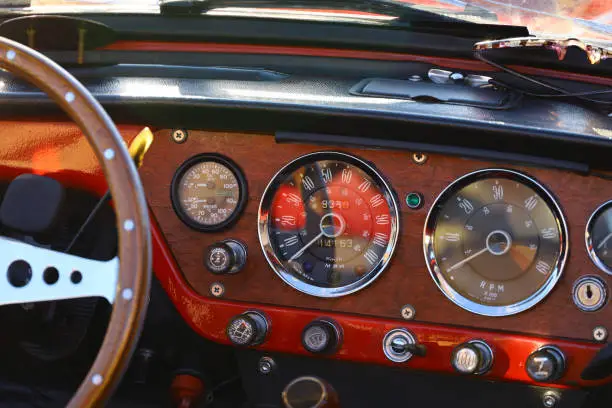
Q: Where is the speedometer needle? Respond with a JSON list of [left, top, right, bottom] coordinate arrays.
[[597, 233, 612, 250], [289, 231, 324, 261], [446, 247, 489, 272]]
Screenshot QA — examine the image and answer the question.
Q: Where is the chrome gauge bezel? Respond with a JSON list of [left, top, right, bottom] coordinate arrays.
[[585, 200, 612, 275], [171, 153, 248, 232], [423, 168, 569, 317], [258, 151, 400, 298]]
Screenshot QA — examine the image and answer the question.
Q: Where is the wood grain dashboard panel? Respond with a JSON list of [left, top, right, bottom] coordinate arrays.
[[140, 129, 612, 342]]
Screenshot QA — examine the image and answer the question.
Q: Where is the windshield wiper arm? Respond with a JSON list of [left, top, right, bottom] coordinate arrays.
[[160, 0, 528, 38]]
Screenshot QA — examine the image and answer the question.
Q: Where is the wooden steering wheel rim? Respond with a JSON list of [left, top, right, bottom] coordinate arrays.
[[0, 37, 151, 406]]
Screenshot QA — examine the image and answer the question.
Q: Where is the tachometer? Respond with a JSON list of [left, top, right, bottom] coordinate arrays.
[[258, 151, 399, 297], [424, 169, 568, 316], [171, 154, 247, 231]]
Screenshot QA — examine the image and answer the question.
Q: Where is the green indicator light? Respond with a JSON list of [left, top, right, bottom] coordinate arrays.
[[406, 192, 423, 209]]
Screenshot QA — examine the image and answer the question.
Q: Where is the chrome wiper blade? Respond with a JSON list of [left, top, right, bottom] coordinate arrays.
[[160, 0, 528, 37], [475, 37, 612, 65], [161, 0, 455, 21]]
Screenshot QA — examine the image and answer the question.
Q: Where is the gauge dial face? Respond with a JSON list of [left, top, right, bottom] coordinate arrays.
[[258, 152, 399, 297], [171, 155, 247, 231], [586, 201, 612, 275], [424, 169, 568, 316]]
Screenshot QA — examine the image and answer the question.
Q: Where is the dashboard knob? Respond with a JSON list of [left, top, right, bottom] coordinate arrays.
[[205, 239, 247, 274], [451, 340, 493, 375], [226, 311, 268, 346], [383, 329, 426, 362], [526, 345, 566, 382], [282, 376, 339, 408], [302, 319, 342, 354]]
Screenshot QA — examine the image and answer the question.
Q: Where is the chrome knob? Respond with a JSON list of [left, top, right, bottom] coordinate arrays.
[[382, 329, 426, 362], [451, 340, 493, 375], [226, 311, 268, 346]]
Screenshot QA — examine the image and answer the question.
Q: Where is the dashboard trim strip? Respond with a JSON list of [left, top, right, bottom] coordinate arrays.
[[100, 41, 612, 87]]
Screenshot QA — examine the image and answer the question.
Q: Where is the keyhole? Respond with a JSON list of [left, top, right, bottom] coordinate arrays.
[[586, 284, 593, 299]]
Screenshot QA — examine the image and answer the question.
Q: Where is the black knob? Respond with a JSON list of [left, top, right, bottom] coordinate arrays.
[[226, 312, 268, 346], [526, 346, 566, 382], [302, 320, 342, 354], [205, 239, 247, 274], [451, 340, 493, 375]]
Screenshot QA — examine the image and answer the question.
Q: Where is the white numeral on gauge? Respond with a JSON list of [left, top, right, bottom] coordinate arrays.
[[458, 199, 474, 214], [443, 232, 461, 242], [341, 168, 353, 184], [372, 232, 388, 247], [302, 176, 315, 191], [280, 215, 296, 226], [357, 180, 371, 193], [284, 236, 299, 247], [370, 194, 384, 208], [541, 228, 557, 239], [492, 184, 504, 200], [525, 195, 538, 211], [364, 249, 379, 265], [286, 193, 301, 206], [535, 260, 551, 275], [322, 168, 333, 183], [375, 214, 390, 225]]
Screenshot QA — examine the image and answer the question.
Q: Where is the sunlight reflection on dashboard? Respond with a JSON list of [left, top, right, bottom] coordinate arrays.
[[222, 87, 409, 104], [118, 80, 182, 98]]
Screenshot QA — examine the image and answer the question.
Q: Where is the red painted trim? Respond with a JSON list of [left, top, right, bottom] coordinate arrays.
[[100, 41, 612, 86], [151, 214, 608, 389]]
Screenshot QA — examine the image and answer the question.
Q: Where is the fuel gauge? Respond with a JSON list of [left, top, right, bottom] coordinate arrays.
[[586, 201, 612, 275]]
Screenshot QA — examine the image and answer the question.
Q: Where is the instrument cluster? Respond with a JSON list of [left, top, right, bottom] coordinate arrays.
[[170, 149, 612, 318]]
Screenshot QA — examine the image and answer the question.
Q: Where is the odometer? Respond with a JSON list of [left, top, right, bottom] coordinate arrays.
[[424, 169, 568, 316], [258, 152, 399, 297]]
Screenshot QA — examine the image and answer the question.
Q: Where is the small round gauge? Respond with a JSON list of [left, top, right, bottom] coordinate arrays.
[[424, 169, 568, 316], [171, 154, 247, 231], [258, 151, 399, 298], [586, 201, 612, 275]]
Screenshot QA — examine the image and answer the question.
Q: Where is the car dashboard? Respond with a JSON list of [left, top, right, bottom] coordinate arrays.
[[0, 15, 610, 406]]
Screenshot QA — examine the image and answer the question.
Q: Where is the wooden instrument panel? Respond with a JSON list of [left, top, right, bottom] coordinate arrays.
[[140, 129, 612, 342]]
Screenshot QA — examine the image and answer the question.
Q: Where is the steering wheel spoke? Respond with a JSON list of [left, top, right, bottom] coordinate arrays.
[[0, 236, 119, 306]]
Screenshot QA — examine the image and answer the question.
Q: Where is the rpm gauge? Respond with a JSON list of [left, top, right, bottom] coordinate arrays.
[[171, 154, 247, 231], [258, 151, 399, 297], [424, 169, 568, 316]]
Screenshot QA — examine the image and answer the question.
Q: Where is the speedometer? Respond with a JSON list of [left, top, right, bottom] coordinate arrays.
[[258, 152, 399, 297], [424, 169, 568, 316]]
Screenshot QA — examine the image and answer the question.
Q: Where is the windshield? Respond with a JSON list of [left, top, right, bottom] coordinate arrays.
[[20, 0, 612, 40]]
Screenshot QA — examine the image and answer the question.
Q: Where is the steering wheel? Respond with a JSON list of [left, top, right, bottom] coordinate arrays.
[[0, 38, 151, 406]]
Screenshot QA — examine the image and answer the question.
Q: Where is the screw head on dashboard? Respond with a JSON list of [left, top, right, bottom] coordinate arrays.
[[542, 391, 560, 408], [171, 129, 188, 144], [258, 356, 276, 375], [411, 152, 428, 165], [400, 304, 416, 320], [593, 326, 608, 342], [210, 282, 225, 298]]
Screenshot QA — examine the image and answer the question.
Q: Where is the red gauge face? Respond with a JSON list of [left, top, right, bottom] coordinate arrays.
[[258, 152, 399, 297]]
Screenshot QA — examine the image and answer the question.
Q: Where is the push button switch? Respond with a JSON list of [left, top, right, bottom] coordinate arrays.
[[526, 345, 566, 382], [451, 340, 493, 375], [302, 319, 342, 354]]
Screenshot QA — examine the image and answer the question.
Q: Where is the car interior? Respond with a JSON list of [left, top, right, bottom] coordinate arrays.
[[0, 1, 610, 407]]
